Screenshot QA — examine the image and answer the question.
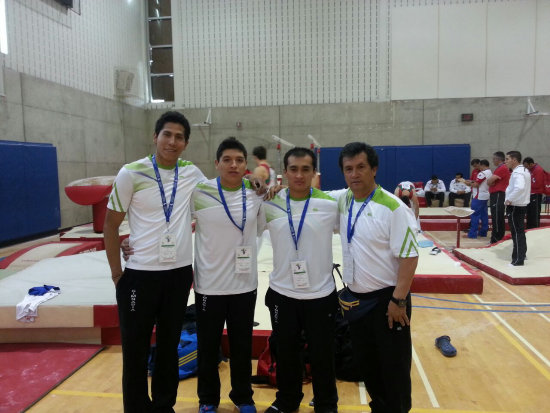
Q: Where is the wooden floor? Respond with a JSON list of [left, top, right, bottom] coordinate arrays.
[[5, 230, 550, 413]]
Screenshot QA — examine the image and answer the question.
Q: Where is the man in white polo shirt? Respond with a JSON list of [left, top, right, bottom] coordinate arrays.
[[261, 147, 339, 413], [504, 151, 531, 266], [192, 137, 264, 413], [335, 142, 418, 413], [104, 111, 206, 412]]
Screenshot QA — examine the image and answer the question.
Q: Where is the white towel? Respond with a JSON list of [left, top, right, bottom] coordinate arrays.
[[16, 289, 60, 322]]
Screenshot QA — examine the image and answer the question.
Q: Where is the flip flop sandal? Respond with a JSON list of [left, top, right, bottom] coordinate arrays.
[[435, 335, 457, 357], [429, 247, 441, 255]]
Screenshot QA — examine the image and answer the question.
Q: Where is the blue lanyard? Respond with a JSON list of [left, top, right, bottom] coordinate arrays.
[[152, 155, 178, 225], [347, 187, 377, 244], [216, 176, 247, 233], [286, 188, 312, 251]]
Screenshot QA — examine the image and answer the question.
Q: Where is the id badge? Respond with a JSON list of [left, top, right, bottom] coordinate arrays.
[[342, 250, 354, 284], [291, 260, 310, 289], [159, 231, 177, 263], [235, 246, 252, 274]]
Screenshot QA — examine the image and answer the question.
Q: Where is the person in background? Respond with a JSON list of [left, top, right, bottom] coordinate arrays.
[[504, 151, 531, 266], [465, 160, 492, 239], [469, 159, 481, 182], [252, 146, 277, 187], [424, 175, 446, 207], [487, 151, 511, 244], [448, 173, 471, 207], [522, 157, 545, 229]]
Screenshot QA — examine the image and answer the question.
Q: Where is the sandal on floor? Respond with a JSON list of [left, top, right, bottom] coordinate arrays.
[[429, 247, 441, 255], [435, 335, 457, 357]]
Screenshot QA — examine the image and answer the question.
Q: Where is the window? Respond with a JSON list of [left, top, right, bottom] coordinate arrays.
[[148, 0, 173, 102]]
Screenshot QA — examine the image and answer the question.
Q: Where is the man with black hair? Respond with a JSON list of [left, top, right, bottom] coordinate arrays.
[[192, 137, 264, 413], [105, 111, 206, 412], [523, 157, 545, 229], [505, 151, 531, 266], [465, 160, 492, 239], [423, 175, 446, 207], [448, 173, 471, 207], [335, 142, 418, 413], [262, 147, 339, 413], [487, 151, 511, 243]]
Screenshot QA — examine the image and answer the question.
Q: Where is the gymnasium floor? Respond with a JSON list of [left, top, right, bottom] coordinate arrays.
[[0, 226, 547, 413]]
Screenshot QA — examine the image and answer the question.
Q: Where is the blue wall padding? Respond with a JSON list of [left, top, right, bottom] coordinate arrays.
[[320, 144, 471, 191], [0, 141, 61, 243]]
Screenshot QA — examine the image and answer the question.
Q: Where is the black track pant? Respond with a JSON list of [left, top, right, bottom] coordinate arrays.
[[490, 191, 506, 243], [116, 266, 193, 413], [265, 288, 339, 413], [526, 193, 543, 229], [348, 287, 412, 413], [425, 192, 444, 207], [449, 192, 471, 207], [195, 290, 257, 407], [507, 205, 527, 265]]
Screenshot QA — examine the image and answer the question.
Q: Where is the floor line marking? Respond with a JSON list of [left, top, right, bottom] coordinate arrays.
[[479, 273, 550, 323], [50, 390, 517, 412], [470, 295, 550, 380], [412, 344, 439, 408]]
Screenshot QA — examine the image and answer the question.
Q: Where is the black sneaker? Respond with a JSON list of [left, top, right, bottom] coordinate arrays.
[[265, 406, 283, 413]]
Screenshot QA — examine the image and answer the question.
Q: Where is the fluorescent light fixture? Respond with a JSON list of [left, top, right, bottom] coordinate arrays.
[[151, 99, 165, 103], [0, 0, 8, 54]]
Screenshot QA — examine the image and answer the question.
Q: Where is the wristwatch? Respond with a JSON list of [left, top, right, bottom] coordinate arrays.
[[390, 296, 407, 308]]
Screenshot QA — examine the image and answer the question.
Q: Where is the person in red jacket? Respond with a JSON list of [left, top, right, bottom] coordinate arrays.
[[487, 151, 511, 244], [523, 157, 545, 229], [469, 158, 481, 182]]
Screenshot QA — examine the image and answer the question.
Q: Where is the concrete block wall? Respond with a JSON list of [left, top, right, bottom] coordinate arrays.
[[2, 72, 549, 232], [0, 69, 151, 229], [151, 97, 550, 179]]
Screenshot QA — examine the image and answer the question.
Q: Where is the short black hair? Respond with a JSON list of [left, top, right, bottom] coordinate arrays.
[[523, 156, 534, 164], [283, 147, 316, 170], [154, 111, 191, 142], [470, 158, 480, 166], [252, 146, 267, 159], [431, 175, 438, 180], [480, 159, 490, 167], [493, 151, 505, 162], [338, 142, 378, 171], [455, 172, 463, 178], [506, 150, 522, 163], [216, 137, 247, 161], [400, 196, 411, 207]]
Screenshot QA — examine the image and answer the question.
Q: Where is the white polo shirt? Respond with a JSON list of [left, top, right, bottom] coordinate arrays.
[[261, 188, 339, 300], [333, 187, 419, 294], [192, 179, 263, 295], [107, 156, 206, 271]]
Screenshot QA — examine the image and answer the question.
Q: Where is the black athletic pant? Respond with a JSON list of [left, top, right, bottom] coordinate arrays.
[[348, 287, 412, 413], [507, 205, 527, 265], [425, 192, 444, 207], [195, 290, 257, 407], [448, 192, 471, 207], [526, 193, 543, 229], [490, 191, 506, 243], [116, 266, 193, 413], [265, 288, 339, 413]]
